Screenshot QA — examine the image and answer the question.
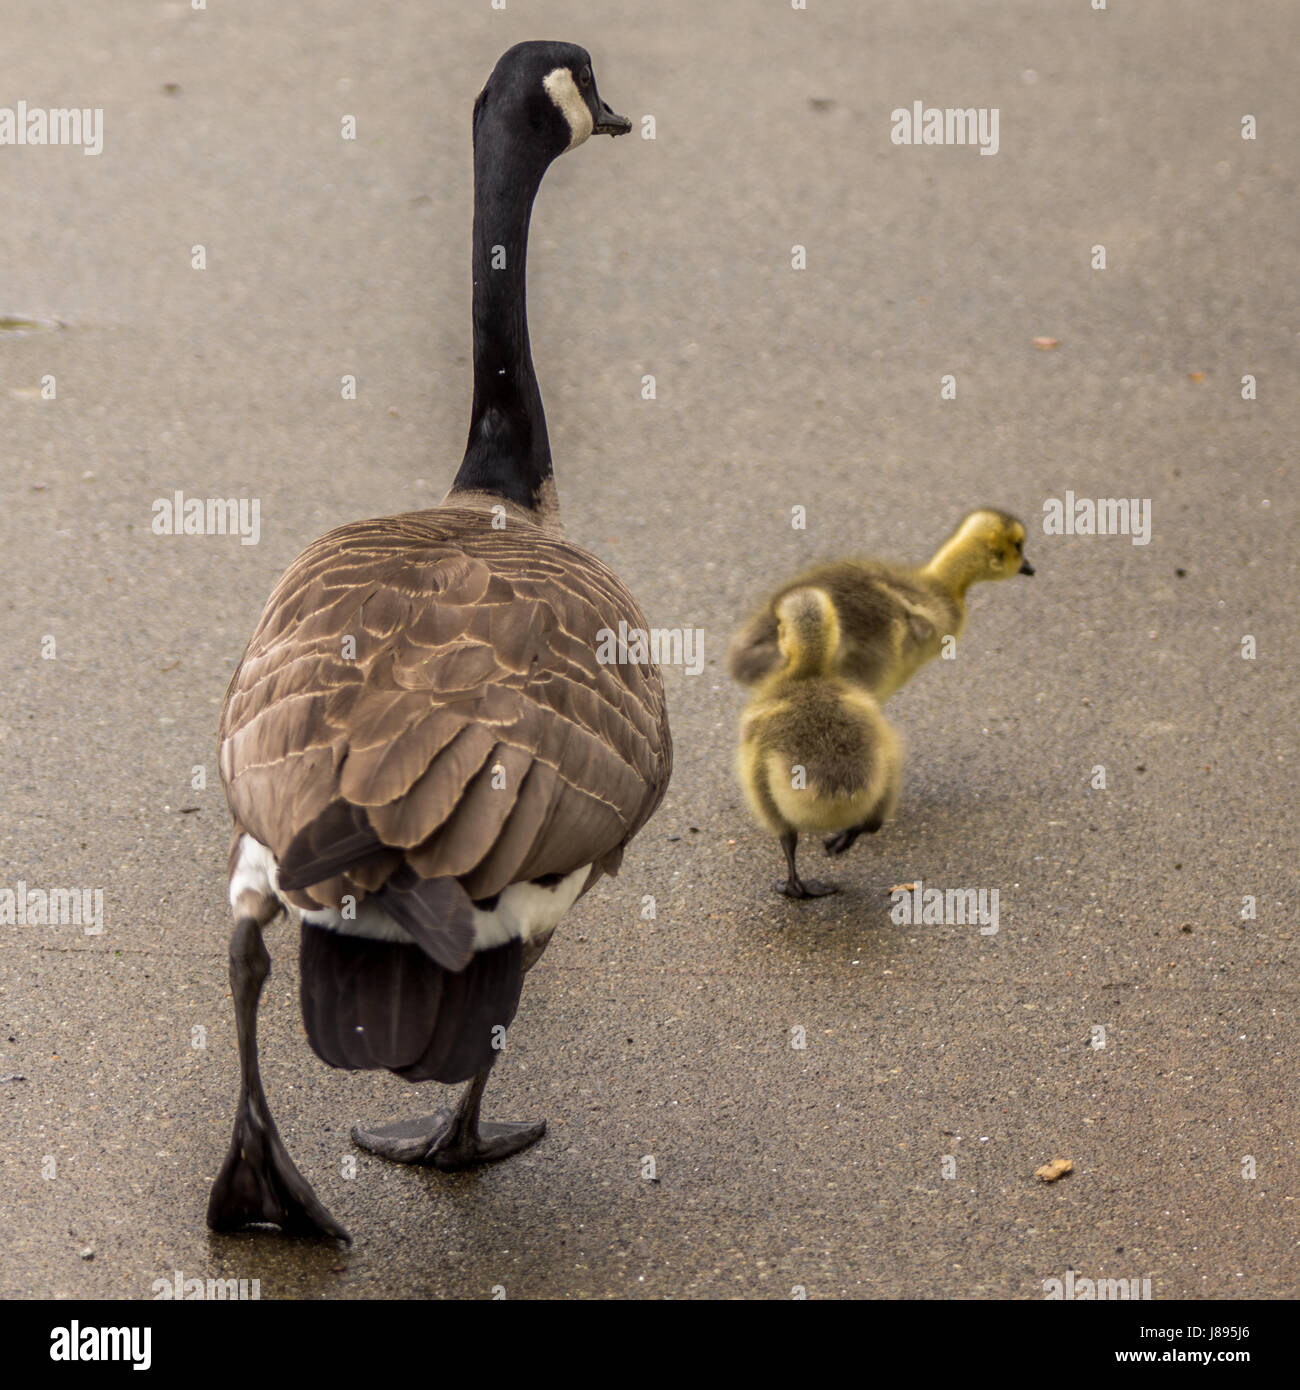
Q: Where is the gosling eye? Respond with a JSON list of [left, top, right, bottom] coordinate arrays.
[[577, 65, 592, 89]]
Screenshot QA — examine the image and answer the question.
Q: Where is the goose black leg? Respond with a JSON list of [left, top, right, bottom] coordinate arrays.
[[352, 1064, 546, 1171], [823, 812, 885, 858], [207, 915, 350, 1241], [774, 829, 839, 899]]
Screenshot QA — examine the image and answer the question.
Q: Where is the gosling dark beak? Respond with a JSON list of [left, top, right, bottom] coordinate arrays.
[[593, 98, 632, 137], [1019, 560, 1035, 576]]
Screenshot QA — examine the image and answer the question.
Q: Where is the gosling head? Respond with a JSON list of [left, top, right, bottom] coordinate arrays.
[[945, 508, 1035, 583], [775, 587, 841, 679], [474, 41, 631, 166]]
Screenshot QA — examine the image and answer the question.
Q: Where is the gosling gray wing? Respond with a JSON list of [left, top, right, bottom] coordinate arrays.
[[726, 560, 955, 693]]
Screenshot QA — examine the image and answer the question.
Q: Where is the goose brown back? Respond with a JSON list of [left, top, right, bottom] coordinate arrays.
[[220, 508, 668, 914]]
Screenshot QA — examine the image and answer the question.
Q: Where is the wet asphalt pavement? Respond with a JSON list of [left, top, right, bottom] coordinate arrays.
[[1, 0, 1297, 1299]]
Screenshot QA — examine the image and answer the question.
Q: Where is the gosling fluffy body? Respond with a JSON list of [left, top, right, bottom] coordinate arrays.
[[727, 509, 1034, 698], [738, 589, 900, 898]]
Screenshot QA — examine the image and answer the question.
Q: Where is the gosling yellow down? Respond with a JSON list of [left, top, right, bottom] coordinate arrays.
[[738, 588, 901, 899], [727, 509, 1034, 698]]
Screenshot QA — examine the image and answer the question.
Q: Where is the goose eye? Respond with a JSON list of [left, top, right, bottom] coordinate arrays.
[[577, 65, 592, 89]]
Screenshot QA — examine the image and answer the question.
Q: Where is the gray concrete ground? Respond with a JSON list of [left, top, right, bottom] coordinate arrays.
[[1, 0, 1296, 1300]]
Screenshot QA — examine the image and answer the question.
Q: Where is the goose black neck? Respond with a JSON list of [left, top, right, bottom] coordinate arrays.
[[451, 122, 554, 511]]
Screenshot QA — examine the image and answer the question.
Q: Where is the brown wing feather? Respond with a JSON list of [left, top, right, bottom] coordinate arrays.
[[398, 740, 533, 879], [221, 507, 671, 909]]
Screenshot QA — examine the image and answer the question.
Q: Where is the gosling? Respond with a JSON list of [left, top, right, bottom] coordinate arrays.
[[738, 588, 901, 899], [727, 508, 1034, 698]]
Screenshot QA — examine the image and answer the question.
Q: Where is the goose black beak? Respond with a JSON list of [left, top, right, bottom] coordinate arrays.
[[593, 99, 632, 137], [1019, 560, 1035, 576]]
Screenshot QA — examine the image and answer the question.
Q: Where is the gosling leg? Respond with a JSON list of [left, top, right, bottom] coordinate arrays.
[[774, 829, 839, 899]]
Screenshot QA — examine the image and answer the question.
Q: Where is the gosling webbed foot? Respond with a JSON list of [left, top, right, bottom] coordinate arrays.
[[823, 814, 885, 857], [208, 1094, 350, 1241], [352, 1110, 547, 1171], [773, 876, 839, 899]]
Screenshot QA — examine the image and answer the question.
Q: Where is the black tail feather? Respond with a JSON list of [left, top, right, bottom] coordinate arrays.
[[399, 936, 524, 1081], [299, 925, 523, 1084]]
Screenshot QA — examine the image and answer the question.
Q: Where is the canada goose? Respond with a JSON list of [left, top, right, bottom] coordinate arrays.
[[727, 509, 1034, 697], [207, 42, 670, 1241], [738, 588, 901, 899]]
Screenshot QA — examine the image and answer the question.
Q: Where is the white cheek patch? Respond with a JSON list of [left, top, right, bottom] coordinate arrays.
[[543, 67, 593, 150]]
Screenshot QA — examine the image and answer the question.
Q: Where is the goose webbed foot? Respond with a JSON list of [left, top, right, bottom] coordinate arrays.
[[352, 1113, 547, 1170], [352, 1066, 546, 1172], [773, 830, 840, 899], [207, 915, 349, 1241], [208, 1089, 350, 1241]]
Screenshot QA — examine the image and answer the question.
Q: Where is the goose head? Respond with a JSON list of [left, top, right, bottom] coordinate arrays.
[[475, 41, 631, 166], [942, 508, 1036, 584]]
